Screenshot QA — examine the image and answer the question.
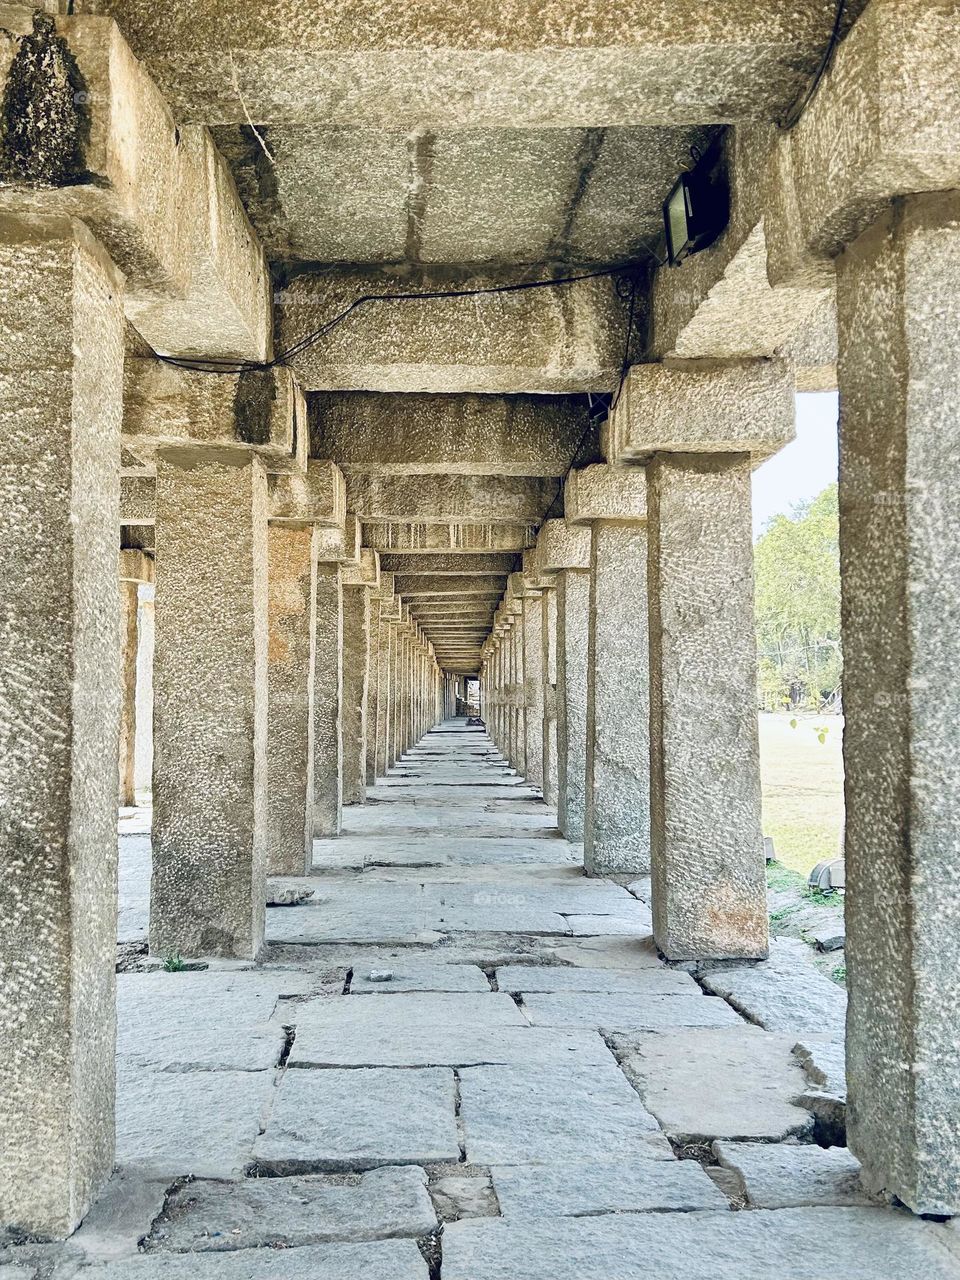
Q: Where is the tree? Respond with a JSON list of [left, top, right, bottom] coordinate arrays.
[[755, 483, 841, 711]]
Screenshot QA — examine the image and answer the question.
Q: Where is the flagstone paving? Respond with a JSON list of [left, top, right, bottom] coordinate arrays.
[[6, 721, 958, 1278]]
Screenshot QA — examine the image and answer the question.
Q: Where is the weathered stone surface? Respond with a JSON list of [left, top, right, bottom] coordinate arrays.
[[311, 393, 592, 475], [765, 0, 960, 289], [537, 520, 591, 573], [70, 1166, 169, 1261], [363, 520, 537, 555], [79, 1240, 428, 1278], [313, 562, 343, 837], [613, 1026, 814, 1143], [555, 567, 590, 842], [495, 965, 698, 995], [277, 266, 630, 393], [713, 1142, 872, 1209], [835, 192, 960, 1215], [0, 19, 270, 360], [151, 452, 268, 960], [267, 460, 346, 527], [115, 1068, 273, 1178], [0, 214, 124, 1238], [647, 453, 767, 960], [381, 553, 516, 577], [807, 920, 845, 952], [266, 884, 315, 906], [266, 524, 317, 875], [67, 3, 853, 130], [253, 1067, 459, 1170], [565, 464, 647, 524], [701, 940, 846, 1036], [584, 519, 650, 874], [342, 584, 372, 805], [520, 991, 739, 1031], [606, 360, 794, 461], [153, 1165, 436, 1251], [459, 1057, 661, 1164], [493, 1157, 726, 1218], [351, 963, 490, 994], [123, 361, 300, 468], [442, 1208, 960, 1280], [346, 474, 556, 525], [430, 1172, 499, 1222]]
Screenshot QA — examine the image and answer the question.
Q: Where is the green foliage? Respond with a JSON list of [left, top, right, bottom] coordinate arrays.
[[756, 483, 842, 711], [831, 963, 847, 985], [162, 951, 185, 972]]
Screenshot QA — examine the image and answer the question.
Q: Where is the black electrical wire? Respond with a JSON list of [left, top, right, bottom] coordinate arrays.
[[778, 0, 846, 131]]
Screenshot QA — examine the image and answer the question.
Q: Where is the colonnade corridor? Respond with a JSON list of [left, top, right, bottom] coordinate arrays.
[[5, 719, 948, 1276]]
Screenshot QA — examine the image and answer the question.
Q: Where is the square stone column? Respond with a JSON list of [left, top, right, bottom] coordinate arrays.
[[541, 585, 559, 807], [647, 454, 767, 960], [266, 524, 317, 875], [836, 192, 960, 1216], [342, 583, 372, 805], [375, 596, 399, 776], [366, 576, 393, 784], [566, 467, 650, 875], [152, 450, 269, 959], [0, 215, 124, 1239], [119, 550, 155, 807], [517, 573, 545, 791], [538, 520, 592, 841], [313, 560, 343, 836]]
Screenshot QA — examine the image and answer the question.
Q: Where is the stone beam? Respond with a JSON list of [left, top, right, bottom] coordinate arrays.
[[73, 1, 855, 130], [394, 576, 507, 598], [605, 360, 794, 462], [0, 15, 269, 359], [309, 393, 593, 476], [379, 553, 516, 576], [268, 462, 346, 528], [346, 474, 557, 525], [278, 267, 631, 394], [362, 522, 537, 553]]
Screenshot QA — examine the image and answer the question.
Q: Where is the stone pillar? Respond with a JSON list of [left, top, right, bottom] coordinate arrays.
[[118, 550, 155, 806], [313, 560, 343, 835], [152, 450, 268, 958], [541, 584, 559, 807], [836, 192, 960, 1215], [366, 575, 393, 784], [566, 466, 650, 876], [341, 580, 372, 805], [266, 524, 317, 875], [647, 454, 767, 959], [516, 570, 544, 791], [375, 596, 398, 776], [134, 589, 155, 794], [0, 215, 124, 1239]]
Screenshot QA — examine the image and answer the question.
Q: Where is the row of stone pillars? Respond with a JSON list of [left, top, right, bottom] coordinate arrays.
[[482, 451, 766, 965]]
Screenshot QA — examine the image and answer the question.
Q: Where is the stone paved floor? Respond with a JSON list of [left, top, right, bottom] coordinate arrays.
[[7, 722, 960, 1277]]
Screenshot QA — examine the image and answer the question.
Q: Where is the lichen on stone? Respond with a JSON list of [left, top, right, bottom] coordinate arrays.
[[0, 11, 89, 185]]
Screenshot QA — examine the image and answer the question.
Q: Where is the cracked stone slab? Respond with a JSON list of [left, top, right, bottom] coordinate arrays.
[[430, 1172, 500, 1222], [495, 965, 700, 995], [71, 1166, 171, 1261], [78, 1240, 428, 1278], [563, 912, 652, 936], [611, 1027, 815, 1144], [492, 1158, 727, 1217], [712, 1142, 873, 1209], [519, 992, 740, 1031], [350, 962, 491, 993], [115, 1069, 274, 1179], [253, 1067, 459, 1171], [700, 940, 846, 1037], [459, 1058, 662, 1165], [150, 1166, 437, 1251], [441, 1208, 960, 1280]]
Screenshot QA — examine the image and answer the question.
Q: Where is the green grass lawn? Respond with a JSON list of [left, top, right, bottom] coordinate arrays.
[[759, 712, 844, 876]]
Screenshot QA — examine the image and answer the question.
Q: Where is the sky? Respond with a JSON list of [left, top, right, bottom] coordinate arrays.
[[752, 391, 839, 539]]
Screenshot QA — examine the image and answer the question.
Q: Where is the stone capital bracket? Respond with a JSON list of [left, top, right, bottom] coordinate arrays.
[[268, 462, 347, 529], [373, 571, 396, 600], [314, 513, 361, 566], [341, 547, 380, 588], [536, 518, 591, 573], [604, 360, 794, 464], [521, 548, 557, 591], [764, 0, 960, 289], [379, 593, 402, 622], [564, 464, 647, 526], [118, 548, 155, 584]]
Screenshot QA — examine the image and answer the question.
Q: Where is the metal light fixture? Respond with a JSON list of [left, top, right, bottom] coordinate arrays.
[[663, 136, 730, 267]]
